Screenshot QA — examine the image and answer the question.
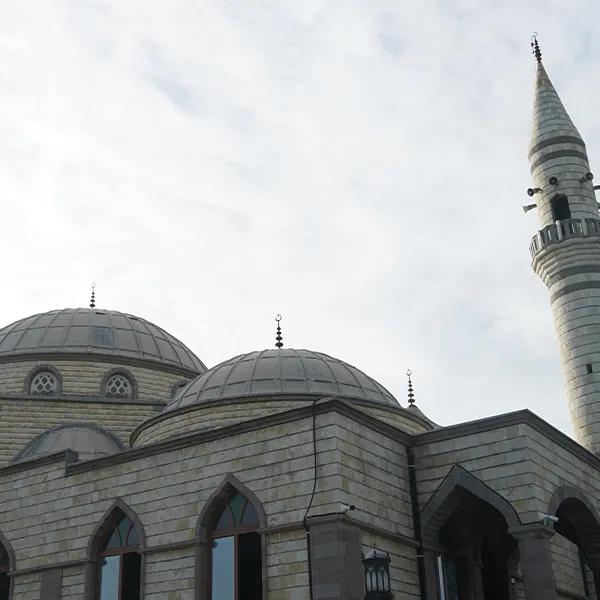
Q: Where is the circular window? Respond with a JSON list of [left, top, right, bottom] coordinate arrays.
[[105, 374, 133, 399], [30, 370, 58, 395]]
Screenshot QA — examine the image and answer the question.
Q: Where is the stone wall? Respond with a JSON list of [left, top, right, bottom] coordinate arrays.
[[0, 405, 417, 600], [550, 533, 586, 598], [133, 397, 431, 447], [0, 397, 161, 466], [413, 414, 600, 597], [0, 358, 191, 402]]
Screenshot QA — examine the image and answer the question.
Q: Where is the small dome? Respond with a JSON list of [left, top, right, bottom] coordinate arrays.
[[14, 424, 124, 462], [0, 308, 205, 374], [166, 349, 398, 411]]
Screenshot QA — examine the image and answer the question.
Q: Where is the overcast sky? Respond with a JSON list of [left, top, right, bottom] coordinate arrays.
[[1, 1, 600, 435]]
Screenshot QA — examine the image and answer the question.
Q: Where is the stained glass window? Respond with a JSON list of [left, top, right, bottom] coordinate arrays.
[[97, 510, 141, 600], [215, 494, 259, 531], [210, 491, 262, 600], [103, 514, 139, 551]]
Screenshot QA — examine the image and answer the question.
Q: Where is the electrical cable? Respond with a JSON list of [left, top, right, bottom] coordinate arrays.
[[303, 399, 318, 600]]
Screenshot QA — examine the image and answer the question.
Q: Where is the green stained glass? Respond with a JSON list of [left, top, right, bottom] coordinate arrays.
[[105, 528, 121, 550], [229, 494, 247, 525], [127, 523, 139, 546], [117, 515, 131, 545], [241, 501, 258, 526], [216, 507, 234, 530], [103, 513, 139, 551]]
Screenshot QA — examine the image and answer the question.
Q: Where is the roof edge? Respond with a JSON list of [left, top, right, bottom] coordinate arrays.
[[0, 351, 204, 377]]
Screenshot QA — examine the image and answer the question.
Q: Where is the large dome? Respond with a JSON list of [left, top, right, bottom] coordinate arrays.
[[166, 348, 398, 411], [0, 308, 205, 374]]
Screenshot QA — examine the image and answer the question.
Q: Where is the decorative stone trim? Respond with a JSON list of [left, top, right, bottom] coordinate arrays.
[[530, 217, 600, 258]]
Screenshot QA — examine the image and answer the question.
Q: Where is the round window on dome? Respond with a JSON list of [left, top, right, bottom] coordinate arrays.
[[105, 373, 133, 399], [29, 370, 59, 396]]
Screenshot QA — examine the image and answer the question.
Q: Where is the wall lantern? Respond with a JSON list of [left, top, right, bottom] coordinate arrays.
[[362, 547, 393, 599]]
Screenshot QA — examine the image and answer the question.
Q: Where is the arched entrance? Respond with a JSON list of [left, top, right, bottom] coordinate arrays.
[[421, 466, 520, 600], [549, 487, 600, 597]]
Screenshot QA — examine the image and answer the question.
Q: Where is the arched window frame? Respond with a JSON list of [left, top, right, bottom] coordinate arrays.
[[84, 498, 145, 600], [24, 365, 62, 396], [100, 369, 138, 400], [0, 531, 15, 600], [196, 474, 267, 600]]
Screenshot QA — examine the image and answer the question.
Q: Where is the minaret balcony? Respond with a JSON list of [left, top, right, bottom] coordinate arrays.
[[530, 217, 600, 258]]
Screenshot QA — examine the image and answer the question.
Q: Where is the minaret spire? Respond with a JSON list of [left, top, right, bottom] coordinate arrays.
[[528, 37, 593, 230], [530, 33, 542, 64], [90, 283, 96, 309], [527, 42, 600, 454]]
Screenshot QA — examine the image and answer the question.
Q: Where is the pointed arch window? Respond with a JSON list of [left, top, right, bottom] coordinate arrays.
[[0, 543, 10, 600], [96, 509, 141, 600], [210, 492, 262, 600]]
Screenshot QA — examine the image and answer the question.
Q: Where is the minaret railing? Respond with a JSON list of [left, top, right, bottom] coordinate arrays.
[[530, 217, 600, 258]]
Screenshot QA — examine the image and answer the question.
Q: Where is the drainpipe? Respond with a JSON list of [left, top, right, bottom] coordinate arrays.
[[407, 446, 427, 599]]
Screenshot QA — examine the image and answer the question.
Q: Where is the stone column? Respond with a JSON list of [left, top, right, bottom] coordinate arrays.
[[307, 515, 364, 600], [510, 525, 558, 600], [422, 548, 441, 599]]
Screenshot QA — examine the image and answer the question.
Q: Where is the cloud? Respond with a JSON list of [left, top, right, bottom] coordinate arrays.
[[2, 0, 600, 437]]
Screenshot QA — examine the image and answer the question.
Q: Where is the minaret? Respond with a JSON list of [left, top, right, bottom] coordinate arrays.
[[528, 39, 600, 453]]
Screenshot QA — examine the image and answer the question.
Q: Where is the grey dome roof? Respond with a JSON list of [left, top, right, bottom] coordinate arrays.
[[0, 308, 205, 374], [14, 424, 124, 462], [166, 349, 398, 411]]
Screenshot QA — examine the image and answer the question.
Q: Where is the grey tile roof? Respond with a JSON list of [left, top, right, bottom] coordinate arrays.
[[13, 423, 124, 462], [166, 348, 398, 411], [0, 308, 205, 374]]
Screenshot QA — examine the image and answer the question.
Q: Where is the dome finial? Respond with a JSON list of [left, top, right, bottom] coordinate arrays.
[[531, 33, 542, 64], [407, 369, 415, 405], [275, 314, 283, 349], [90, 283, 96, 309]]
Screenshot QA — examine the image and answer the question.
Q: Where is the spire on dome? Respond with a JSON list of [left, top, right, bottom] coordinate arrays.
[[90, 283, 96, 309], [275, 314, 283, 349], [407, 369, 415, 405]]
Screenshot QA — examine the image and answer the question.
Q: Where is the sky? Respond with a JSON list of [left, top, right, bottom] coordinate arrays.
[[1, 0, 600, 435]]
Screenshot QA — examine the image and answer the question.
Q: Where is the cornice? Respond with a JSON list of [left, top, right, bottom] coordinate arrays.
[[412, 409, 600, 471], [130, 393, 432, 445], [0, 352, 201, 378], [0, 393, 164, 407], [67, 397, 412, 475]]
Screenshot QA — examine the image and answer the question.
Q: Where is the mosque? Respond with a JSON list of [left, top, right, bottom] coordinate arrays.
[[2, 40, 600, 600]]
